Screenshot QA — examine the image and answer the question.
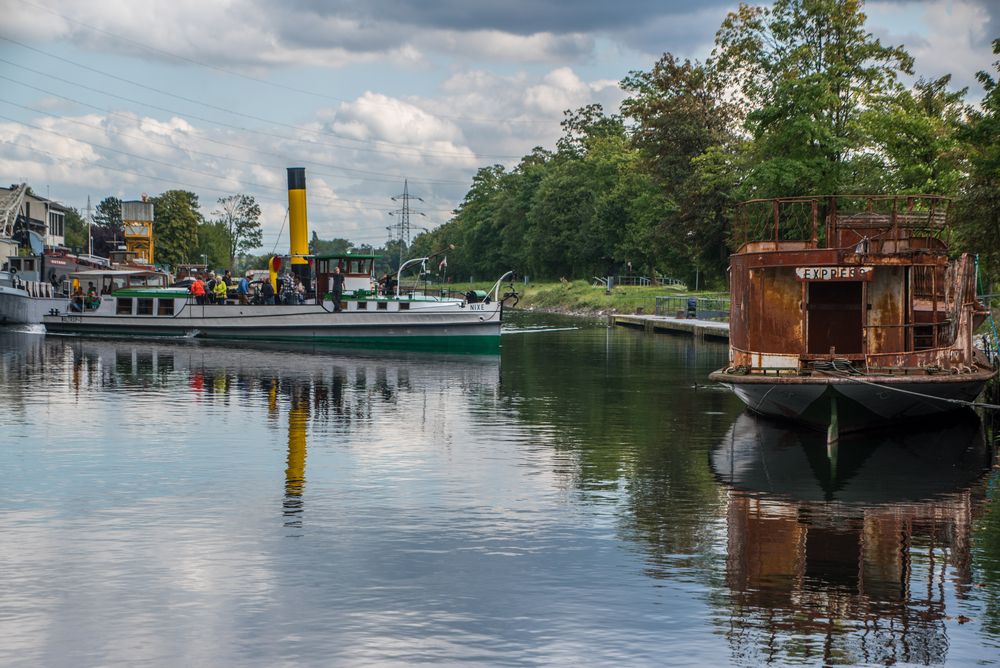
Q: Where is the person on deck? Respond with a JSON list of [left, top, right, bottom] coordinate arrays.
[[237, 272, 251, 305], [85, 282, 100, 310], [213, 276, 228, 304], [293, 275, 305, 304], [261, 279, 276, 305], [190, 275, 207, 305], [71, 283, 84, 312], [331, 265, 344, 312]]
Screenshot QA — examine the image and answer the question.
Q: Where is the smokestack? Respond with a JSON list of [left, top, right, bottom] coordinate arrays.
[[287, 167, 309, 264]]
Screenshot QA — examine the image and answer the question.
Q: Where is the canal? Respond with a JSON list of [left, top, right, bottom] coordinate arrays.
[[0, 312, 998, 666]]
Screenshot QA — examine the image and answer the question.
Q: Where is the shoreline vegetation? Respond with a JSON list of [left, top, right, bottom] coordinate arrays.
[[413, 279, 726, 318]]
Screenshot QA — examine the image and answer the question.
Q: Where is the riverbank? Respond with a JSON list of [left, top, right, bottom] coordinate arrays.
[[510, 280, 725, 317]]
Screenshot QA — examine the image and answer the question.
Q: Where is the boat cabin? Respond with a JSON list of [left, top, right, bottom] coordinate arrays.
[[314, 253, 380, 298], [727, 195, 989, 372]]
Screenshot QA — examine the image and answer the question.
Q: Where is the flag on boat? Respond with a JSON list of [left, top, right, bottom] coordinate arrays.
[[439, 256, 447, 271]]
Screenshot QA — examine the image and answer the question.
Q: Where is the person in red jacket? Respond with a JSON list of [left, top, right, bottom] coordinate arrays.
[[189, 275, 207, 305]]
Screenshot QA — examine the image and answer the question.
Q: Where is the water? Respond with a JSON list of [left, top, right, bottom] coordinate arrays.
[[1, 312, 998, 666]]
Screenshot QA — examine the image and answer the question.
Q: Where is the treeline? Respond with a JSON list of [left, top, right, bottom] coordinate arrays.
[[409, 0, 1000, 288]]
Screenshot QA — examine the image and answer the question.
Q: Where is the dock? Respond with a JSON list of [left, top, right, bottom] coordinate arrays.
[[612, 314, 729, 341]]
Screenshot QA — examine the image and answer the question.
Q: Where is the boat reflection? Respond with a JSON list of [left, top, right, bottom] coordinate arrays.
[[711, 411, 994, 665], [2, 331, 502, 535]]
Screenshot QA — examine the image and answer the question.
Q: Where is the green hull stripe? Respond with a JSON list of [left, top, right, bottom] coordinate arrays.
[[45, 327, 500, 354]]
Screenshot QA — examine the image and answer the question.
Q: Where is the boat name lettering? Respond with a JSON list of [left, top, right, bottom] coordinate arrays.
[[794, 266, 872, 281], [469, 303, 487, 311]]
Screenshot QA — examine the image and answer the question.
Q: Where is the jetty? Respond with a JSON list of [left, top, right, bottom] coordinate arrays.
[[612, 314, 729, 340]]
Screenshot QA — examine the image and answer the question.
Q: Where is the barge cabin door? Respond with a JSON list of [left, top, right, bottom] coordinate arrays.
[[807, 281, 863, 355]]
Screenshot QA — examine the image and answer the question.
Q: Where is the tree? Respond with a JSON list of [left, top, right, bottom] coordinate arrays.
[[956, 39, 1000, 284], [194, 221, 232, 270], [63, 208, 88, 250], [861, 75, 969, 195], [309, 233, 353, 257], [213, 193, 262, 267], [151, 190, 202, 270], [620, 54, 739, 283], [714, 0, 914, 196], [93, 196, 123, 233]]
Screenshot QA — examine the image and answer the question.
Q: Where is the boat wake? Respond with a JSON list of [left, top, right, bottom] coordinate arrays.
[[501, 326, 580, 335]]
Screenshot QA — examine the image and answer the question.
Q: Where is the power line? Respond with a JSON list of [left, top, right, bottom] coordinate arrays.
[[0, 113, 408, 211], [0, 35, 524, 160], [0, 78, 471, 189], [15, 0, 556, 127]]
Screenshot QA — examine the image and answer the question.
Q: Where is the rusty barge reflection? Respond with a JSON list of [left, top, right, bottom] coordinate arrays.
[[711, 412, 993, 665]]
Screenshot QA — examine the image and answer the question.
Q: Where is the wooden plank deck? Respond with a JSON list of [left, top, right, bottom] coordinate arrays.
[[612, 314, 729, 341]]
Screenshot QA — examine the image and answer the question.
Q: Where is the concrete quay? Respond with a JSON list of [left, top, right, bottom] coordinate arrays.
[[612, 314, 729, 341]]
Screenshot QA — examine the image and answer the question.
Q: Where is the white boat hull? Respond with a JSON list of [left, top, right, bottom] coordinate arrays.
[[0, 286, 65, 325], [43, 300, 505, 353]]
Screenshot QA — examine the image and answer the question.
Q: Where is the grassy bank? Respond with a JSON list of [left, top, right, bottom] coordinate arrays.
[[425, 279, 723, 316], [398, 276, 726, 316]]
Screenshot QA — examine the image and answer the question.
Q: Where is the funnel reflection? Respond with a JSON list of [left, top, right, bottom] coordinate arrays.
[[711, 412, 993, 665]]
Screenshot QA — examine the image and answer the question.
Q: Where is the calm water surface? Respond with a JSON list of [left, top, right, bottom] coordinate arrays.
[[1, 312, 998, 666]]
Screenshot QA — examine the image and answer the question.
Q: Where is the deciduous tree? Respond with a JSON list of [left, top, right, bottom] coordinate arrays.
[[214, 193, 262, 267]]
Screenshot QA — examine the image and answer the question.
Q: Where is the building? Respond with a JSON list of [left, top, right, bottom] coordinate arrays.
[[0, 184, 68, 253]]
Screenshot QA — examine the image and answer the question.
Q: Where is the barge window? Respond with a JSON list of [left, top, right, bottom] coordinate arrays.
[[157, 299, 174, 316], [356, 301, 367, 310], [116, 298, 133, 315], [399, 302, 409, 311], [377, 302, 387, 311], [136, 298, 154, 315]]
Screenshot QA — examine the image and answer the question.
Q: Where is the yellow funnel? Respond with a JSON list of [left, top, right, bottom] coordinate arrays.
[[287, 167, 309, 265]]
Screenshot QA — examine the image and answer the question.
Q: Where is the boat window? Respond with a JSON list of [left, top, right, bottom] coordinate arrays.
[[399, 302, 409, 311], [377, 302, 388, 311], [157, 299, 174, 316], [136, 298, 154, 315], [356, 301, 367, 310], [116, 298, 133, 315]]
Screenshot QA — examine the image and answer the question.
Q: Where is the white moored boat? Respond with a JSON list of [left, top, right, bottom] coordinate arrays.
[[42, 271, 514, 354]]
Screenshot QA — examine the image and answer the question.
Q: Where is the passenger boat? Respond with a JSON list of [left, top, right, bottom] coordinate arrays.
[[41, 167, 517, 354], [41, 269, 514, 353], [709, 195, 996, 432], [0, 250, 111, 325]]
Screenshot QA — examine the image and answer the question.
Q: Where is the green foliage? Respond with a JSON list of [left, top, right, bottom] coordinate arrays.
[[715, 0, 914, 197], [213, 193, 262, 266], [151, 190, 202, 270], [63, 207, 88, 250], [195, 221, 232, 270], [956, 39, 1000, 284], [93, 196, 122, 232], [309, 233, 354, 257]]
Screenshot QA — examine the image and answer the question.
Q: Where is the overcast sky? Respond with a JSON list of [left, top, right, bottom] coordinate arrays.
[[1, 0, 996, 253]]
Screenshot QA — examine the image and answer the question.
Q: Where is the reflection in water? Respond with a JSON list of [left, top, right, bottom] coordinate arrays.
[[1, 321, 997, 665], [712, 412, 994, 666], [284, 385, 309, 531]]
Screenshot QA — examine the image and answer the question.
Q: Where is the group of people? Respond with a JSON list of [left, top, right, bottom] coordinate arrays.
[[70, 282, 101, 312], [188, 269, 251, 305], [186, 268, 310, 306]]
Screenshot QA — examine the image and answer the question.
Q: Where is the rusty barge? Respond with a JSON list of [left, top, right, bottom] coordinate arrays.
[[709, 195, 995, 432]]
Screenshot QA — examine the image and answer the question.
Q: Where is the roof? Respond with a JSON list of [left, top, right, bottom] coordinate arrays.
[[314, 253, 382, 260], [71, 269, 162, 277]]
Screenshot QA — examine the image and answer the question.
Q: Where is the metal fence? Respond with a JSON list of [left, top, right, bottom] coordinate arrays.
[[593, 275, 685, 288], [654, 296, 730, 321]]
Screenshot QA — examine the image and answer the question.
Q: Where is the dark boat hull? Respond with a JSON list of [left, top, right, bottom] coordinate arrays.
[[708, 368, 995, 432]]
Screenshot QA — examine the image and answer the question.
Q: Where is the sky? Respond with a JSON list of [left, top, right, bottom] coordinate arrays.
[[0, 0, 996, 254]]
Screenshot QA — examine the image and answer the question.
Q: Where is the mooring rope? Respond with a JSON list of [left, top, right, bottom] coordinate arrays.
[[817, 368, 1000, 411]]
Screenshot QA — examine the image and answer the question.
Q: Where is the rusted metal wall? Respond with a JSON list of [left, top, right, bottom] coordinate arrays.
[[866, 266, 905, 354]]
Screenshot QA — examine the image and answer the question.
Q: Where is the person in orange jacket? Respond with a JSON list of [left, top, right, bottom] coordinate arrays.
[[189, 274, 207, 305]]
